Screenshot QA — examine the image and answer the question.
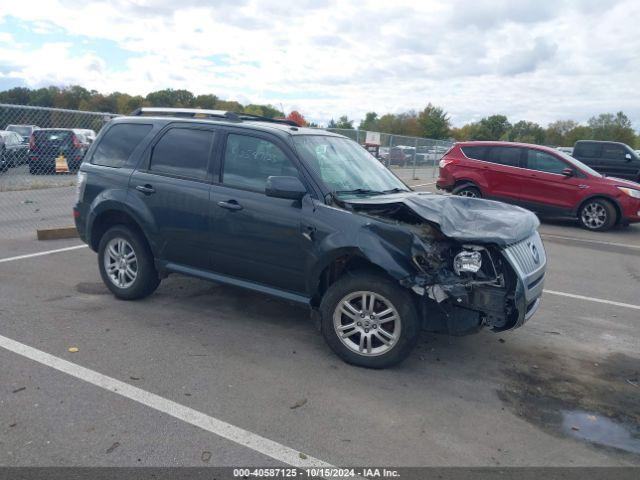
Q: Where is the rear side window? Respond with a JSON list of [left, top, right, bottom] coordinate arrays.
[[149, 127, 213, 180], [527, 150, 567, 174], [92, 124, 152, 168], [601, 144, 627, 160], [485, 147, 522, 167], [575, 142, 602, 158], [461, 146, 487, 160], [222, 134, 299, 192]]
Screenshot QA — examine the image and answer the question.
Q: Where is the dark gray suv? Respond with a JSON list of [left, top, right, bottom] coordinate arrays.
[[573, 140, 640, 181], [74, 108, 546, 368]]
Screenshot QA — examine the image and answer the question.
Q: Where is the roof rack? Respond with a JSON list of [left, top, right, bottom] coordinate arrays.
[[129, 107, 300, 127]]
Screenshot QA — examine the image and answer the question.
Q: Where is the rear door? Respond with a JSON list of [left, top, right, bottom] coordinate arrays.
[[481, 146, 526, 202], [520, 149, 583, 213], [573, 142, 603, 172], [209, 130, 310, 294], [129, 124, 216, 269]]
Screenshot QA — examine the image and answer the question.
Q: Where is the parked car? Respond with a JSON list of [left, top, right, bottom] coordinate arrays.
[[73, 128, 97, 143], [0, 130, 29, 169], [74, 108, 546, 368], [389, 146, 415, 166], [556, 146, 573, 155], [437, 141, 640, 231], [5, 124, 39, 142], [28, 128, 89, 174], [572, 140, 640, 181]]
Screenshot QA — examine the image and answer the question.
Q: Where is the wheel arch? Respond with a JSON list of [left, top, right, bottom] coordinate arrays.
[[575, 195, 623, 224], [89, 207, 155, 255]]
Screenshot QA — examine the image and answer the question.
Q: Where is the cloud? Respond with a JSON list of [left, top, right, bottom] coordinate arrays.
[[0, 0, 638, 128]]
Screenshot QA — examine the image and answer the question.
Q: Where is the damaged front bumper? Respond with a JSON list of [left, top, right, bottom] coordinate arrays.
[[414, 232, 546, 335]]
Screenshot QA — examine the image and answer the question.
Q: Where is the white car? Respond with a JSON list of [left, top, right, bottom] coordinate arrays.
[[73, 128, 97, 143]]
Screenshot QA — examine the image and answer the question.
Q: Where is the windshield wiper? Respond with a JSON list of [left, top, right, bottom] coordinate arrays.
[[382, 187, 409, 194], [333, 188, 385, 196]]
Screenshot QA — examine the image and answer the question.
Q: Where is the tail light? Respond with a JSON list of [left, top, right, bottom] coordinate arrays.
[[439, 157, 454, 169], [72, 134, 81, 149], [28, 135, 36, 150]]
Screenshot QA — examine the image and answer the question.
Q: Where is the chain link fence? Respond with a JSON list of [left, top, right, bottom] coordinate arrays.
[[325, 128, 453, 183], [0, 104, 452, 242], [0, 104, 116, 241]]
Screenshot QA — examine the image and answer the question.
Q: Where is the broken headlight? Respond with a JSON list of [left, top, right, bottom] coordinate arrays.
[[453, 248, 482, 275]]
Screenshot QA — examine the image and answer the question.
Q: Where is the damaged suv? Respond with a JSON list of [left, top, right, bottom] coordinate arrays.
[[74, 108, 546, 368]]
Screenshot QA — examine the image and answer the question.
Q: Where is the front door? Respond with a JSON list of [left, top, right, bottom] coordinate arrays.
[[129, 125, 216, 268], [520, 148, 583, 214], [209, 131, 310, 294]]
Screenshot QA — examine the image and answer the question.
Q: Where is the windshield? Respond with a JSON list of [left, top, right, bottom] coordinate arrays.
[[555, 150, 602, 177], [293, 135, 409, 197], [7, 125, 32, 136]]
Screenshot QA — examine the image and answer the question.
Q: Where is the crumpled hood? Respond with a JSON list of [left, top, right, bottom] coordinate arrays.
[[344, 192, 539, 246]]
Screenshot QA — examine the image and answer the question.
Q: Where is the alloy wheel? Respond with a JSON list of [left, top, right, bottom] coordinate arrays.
[[103, 237, 138, 288], [333, 291, 401, 356], [581, 202, 607, 229]]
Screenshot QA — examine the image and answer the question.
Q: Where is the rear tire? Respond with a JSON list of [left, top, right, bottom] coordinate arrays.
[[98, 225, 160, 300], [320, 272, 420, 369], [453, 184, 482, 198], [578, 198, 617, 231]]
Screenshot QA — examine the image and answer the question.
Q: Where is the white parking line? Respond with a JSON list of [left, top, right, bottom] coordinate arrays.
[[544, 289, 640, 311], [0, 245, 88, 264], [411, 182, 436, 187], [0, 333, 333, 469], [540, 233, 640, 250]]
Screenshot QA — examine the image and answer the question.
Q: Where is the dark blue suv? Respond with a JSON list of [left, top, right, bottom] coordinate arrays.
[[74, 108, 546, 368]]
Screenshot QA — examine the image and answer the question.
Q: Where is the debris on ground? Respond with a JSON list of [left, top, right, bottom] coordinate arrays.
[[290, 398, 308, 410], [201, 451, 212, 463], [106, 442, 120, 454], [12, 387, 26, 394], [299, 452, 308, 460], [68, 347, 79, 353]]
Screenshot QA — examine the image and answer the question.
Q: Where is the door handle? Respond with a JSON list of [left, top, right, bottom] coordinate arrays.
[[302, 225, 316, 241], [217, 200, 243, 211], [135, 184, 155, 195]]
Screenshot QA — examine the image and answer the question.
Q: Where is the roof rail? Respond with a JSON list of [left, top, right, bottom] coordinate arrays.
[[130, 107, 241, 121], [129, 107, 300, 127]]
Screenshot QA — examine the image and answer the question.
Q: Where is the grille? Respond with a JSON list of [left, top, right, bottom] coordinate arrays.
[[504, 233, 546, 276]]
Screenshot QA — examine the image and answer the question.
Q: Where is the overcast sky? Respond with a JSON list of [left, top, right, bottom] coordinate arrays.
[[0, 0, 638, 128]]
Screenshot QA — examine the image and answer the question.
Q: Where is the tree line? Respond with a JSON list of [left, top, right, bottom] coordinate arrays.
[[0, 85, 637, 147]]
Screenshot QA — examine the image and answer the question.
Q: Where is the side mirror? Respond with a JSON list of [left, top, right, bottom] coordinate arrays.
[[561, 167, 574, 177], [625, 153, 632, 161], [265, 176, 307, 200]]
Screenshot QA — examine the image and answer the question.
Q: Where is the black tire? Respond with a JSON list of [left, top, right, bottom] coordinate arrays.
[[578, 198, 617, 232], [98, 225, 160, 300], [320, 271, 420, 369], [453, 184, 482, 198]]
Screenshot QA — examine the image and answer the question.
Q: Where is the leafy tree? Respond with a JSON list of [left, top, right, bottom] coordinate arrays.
[[358, 112, 379, 131], [327, 118, 337, 128], [194, 94, 218, 109], [286, 110, 307, 126], [545, 120, 579, 146], [478, 115, 511, 140], [334, 115, 354, 129], [588, 112, 636, 145], [505, 120, 545, 144], [417, 103, 450, 139], [564, 125, 593, 146]]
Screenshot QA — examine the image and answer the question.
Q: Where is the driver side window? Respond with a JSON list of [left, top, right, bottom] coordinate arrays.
[[527, 150, 567, 174], [222, 134, 300, 192]]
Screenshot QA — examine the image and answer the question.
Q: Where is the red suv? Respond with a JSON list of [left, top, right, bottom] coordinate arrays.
[[437, 141, 640, 231]]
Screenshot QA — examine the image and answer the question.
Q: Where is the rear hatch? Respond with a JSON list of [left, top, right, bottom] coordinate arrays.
[[31, 130, 75, 158]]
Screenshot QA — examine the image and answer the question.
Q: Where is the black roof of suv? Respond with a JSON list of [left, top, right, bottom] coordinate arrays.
[[73, 107, 546, 368]]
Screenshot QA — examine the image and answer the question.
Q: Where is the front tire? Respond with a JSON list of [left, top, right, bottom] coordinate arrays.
[[98, 225, 160, 300], [320, 272, 420, 368], [453, 184, 481, 198], [579, 199, 617, 231]]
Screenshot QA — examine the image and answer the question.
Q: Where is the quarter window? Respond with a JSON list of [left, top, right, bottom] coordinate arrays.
[[527, 150, 567, 174], [92, 123, 152, 168], [222, 134, 299, 192], [461, 146, 487, 161], [485, 147, 522, 167], [149, 128, 213, 180]]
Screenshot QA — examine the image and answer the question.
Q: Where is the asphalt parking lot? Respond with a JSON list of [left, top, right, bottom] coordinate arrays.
[[1, 180, 639, 469]]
